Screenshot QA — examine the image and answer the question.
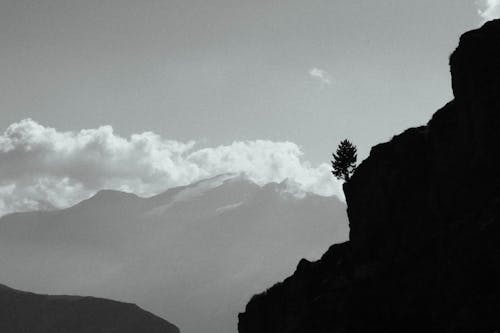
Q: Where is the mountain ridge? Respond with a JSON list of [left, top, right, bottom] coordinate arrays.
[[0, 283, 179, 333], [0, 173, 339, 220], [0, 172, 348, 333]]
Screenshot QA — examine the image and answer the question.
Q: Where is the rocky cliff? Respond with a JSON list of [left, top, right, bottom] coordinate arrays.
[[238, 19, 500, 333], [0, 284, 179, 333]]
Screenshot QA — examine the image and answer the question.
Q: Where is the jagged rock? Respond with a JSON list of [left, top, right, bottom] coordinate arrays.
[[238, 19, 500, 333], [0, 284, 179, 333]]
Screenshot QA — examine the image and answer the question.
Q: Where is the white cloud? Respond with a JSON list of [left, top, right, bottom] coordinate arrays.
[[0, 119, 343, 216], [477, 0, 500, 21], [308, 67, 331, 85]]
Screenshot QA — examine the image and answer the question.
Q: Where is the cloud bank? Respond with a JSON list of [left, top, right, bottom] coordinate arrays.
[[0, 119, 342, 216], [477, 0, 500, 21]]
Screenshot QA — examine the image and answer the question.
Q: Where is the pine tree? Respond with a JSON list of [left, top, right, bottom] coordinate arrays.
[[331, 139, 357, 181]]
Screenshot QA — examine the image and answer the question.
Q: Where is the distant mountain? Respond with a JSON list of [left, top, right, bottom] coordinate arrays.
[[0, 283, 179, 333], [0, 173, 348, 333]]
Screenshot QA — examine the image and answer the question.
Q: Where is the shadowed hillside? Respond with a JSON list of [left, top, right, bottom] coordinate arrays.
[[0, 284, 179, 333], [238, 19, 500, 333]]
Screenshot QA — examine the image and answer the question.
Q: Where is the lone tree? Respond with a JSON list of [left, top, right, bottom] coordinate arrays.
[[331, 139, 357, 181]]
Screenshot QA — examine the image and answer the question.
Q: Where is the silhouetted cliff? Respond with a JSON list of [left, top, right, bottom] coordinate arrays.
[[0, 284, 179, 333], [238, 19, 500, 333]]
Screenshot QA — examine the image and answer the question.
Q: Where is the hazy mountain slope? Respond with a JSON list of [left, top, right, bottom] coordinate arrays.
[[0, 174, 348, 333], [0, 284, 179, 333]]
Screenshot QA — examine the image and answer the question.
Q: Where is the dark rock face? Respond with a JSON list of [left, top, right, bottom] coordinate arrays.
[[0, 284, 179, 333], [238, 19, 500, 333]]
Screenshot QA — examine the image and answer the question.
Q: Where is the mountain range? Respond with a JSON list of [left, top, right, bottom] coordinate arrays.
[[0, 173, 348, 333]]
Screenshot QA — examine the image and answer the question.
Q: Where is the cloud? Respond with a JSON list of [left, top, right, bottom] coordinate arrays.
[[0, 119, 343, 216], [477, 0, 500, 21], [308, 67, 331, 85]]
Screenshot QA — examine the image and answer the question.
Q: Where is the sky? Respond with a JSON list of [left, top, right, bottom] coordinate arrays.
[[0, 0, 499, 215]]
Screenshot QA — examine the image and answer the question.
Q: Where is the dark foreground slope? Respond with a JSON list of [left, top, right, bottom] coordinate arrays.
[[239, 20, 500, 333], [0, 284, 179, 333]]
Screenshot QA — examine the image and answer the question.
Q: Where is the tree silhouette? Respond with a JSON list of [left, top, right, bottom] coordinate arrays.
[[331, 139, 357, 181]]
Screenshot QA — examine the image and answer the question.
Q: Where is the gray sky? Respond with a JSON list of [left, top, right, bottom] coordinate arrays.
[[0, 0, 488, 161], [0, 0, 498, 213]]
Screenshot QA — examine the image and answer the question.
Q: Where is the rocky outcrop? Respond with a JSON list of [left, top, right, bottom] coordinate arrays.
[[0, 284, 179, 333], [238, 19, 500, 333]]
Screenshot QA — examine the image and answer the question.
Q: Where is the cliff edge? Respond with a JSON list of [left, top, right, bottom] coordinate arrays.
[[238, 19, 500, 333]]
